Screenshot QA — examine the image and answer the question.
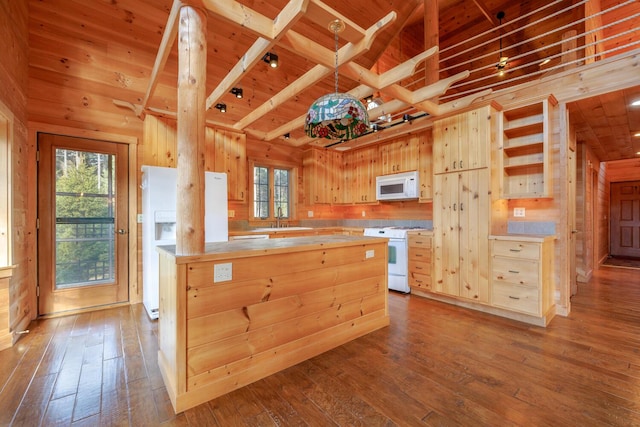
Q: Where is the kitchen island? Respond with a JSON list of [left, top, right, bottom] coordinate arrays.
[[156, 235, 389, 413]]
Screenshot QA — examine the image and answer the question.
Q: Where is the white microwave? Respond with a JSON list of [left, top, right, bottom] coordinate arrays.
[[376, 171, 419, 201]]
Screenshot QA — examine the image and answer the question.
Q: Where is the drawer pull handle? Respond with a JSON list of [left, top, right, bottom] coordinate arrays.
[[508, 270, 520, 274], [509, 249, 521, 252], [415, 266, 423, 270], [508, 296, 520, 300]]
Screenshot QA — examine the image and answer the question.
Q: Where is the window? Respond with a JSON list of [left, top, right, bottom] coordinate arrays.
[[0, 102, 12, 268], [252, 164, 292, 220]]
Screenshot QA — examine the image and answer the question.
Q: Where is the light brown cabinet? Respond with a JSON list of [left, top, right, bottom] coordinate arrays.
[[500, 96, 556, 199], [408, 231, 433, 293], [379, 137, 419, 175], [433, 169, 491, 303], [211, 129, 248, 201], [304, 148, 329, 204], [304, 148, 344, 204], [433, 105, 494, 174], [417, 132, 433, 201], [345, 145, 378, 204], [490, 236, 555, 325], [432, 104, 499, 304]]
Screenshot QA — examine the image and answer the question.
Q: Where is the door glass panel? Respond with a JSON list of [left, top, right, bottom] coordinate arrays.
[[55, 149, 116, 289]]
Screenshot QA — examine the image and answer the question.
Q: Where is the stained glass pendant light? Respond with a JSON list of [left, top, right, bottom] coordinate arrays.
[[304, 19, 369, 140]]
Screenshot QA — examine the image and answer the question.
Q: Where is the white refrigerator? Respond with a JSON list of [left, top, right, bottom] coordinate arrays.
[[141, 165, 228, 319]]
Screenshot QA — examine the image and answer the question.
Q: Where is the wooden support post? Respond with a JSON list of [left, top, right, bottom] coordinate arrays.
[[176, 5, 207, 255], [424, 0, 439, 101], [562, 30, 578, 71]]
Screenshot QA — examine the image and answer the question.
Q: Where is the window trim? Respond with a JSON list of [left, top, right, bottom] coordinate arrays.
[[0, 100, 13, 268], [248, 158, 298, 223]]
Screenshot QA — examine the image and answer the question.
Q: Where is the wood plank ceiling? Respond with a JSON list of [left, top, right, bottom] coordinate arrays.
[[27, 0, 640, 161]]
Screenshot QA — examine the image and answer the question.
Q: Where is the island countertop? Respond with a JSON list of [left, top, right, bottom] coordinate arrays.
[[157, 234, 389, 263]]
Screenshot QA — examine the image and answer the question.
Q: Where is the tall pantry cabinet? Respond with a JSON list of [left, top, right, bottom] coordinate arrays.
[[432, 104, 500, 303]]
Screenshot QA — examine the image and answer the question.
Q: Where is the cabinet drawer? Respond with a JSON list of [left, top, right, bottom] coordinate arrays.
[[409, 260, 431, 277], [492, 240, 540, 259], [491, 257, 539, 287], [409, 247, 432, 263], [409, 271, 432, 291], [492, 283, 539, 315], [408, 234, 432, 249]]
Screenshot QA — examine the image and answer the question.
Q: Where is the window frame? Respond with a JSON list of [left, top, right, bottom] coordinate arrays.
[[0, 100, 13, 268], [249, 158, 298, 224]]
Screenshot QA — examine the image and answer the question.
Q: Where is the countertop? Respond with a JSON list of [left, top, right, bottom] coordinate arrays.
[[157, 234, 388, 263], [489, 234, 556, 242]]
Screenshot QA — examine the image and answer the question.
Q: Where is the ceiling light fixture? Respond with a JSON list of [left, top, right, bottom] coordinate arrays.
[[634, 132, 640, 137], [230, 87, 243, 99], [496, 11, 508, 77], [215, 103, 226, 113], [283, 133, 290, 139], [262, 52, 278, 68], [403, 114, 412, 122], [304, 19, 369, 140]]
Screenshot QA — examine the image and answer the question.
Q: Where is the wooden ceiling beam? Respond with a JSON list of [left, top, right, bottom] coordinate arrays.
[[139, 0, 182, 117], [472, 0, 499, 26], [203, 0, 309, 110], [233, 11, 395, 130], [198, 0, 276, 40], [305, 0, 366, 44]]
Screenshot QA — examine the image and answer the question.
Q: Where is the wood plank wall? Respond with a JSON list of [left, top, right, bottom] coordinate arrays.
[[576, 143, 601, 282], [0, 0, 34, 338]]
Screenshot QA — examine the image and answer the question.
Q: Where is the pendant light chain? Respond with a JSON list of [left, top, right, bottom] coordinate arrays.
[[334, 23, 339, 94]]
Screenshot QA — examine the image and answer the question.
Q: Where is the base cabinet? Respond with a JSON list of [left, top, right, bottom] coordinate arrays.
[[408, 231, 433, 292], [489, 235, 555, 325]]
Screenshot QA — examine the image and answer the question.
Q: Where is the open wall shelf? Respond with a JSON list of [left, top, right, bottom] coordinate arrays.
[[500, 96, 557, 199]]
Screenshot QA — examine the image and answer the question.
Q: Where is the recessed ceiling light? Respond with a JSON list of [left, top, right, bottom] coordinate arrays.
[[632, 100, 640, 107]]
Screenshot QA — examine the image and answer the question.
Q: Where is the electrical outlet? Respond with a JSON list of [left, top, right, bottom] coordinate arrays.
[[365, 250, 375, 259], [514, 207, 526, 217], [362, 211, 366, 217], [214, 263, 232, 282], [228, 209, 235, 218], [308, 210, 314, 217], [137, 214, 143, 223]]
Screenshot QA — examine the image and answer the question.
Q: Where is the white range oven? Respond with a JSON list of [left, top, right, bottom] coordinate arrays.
[[363, 227, 426, 293]]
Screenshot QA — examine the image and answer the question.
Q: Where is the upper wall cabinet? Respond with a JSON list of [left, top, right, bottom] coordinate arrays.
[[499, 95, 556, 199], [379, 137, 419, 175], [209, 128, 248, 202], [433, 105, 495, 174], [343, 145, 379, 204], [417, 131, 433, 202], [304, 148, 343, 204], [142, 116, 248, 202]]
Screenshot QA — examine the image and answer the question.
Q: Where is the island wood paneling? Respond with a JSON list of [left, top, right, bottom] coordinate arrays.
[[157, 237, 389, 413]]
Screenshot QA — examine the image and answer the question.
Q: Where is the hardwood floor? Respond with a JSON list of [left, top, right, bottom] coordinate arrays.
[[1, 266, 639, 426]]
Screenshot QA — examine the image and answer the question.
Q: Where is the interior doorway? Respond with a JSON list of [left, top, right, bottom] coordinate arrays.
[[609, 181, 640, 259]]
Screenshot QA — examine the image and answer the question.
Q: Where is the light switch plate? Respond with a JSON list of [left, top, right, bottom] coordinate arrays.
[[365, 250, 375, 259], [514, 207, 526, 217], [214, 263, 232, 282]]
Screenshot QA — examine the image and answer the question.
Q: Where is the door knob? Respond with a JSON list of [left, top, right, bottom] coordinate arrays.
[[116, 229, 128, 235]]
